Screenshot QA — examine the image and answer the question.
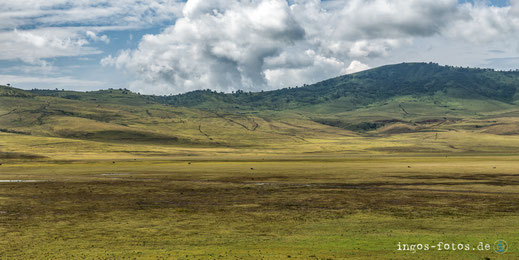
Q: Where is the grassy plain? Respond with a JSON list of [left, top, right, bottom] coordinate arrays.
[[1, 132, 519, 259]]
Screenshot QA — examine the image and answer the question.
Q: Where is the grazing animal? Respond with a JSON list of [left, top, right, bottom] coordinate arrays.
[[407, 166, 411, 168], [250, 168, 254, 170]]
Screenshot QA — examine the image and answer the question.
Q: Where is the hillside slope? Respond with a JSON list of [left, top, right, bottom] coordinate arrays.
[[1, 62, 519, 159], [159, 62, 519, 110], [0, 85, 353, 148]]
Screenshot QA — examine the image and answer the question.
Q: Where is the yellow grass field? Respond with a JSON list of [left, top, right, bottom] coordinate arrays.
[[1, 130, 518, 259]]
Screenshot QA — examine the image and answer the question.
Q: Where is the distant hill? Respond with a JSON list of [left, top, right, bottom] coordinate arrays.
[[1, 62, 519, 150], [156, 62, 519, 111], [15, 62, 519, 113]]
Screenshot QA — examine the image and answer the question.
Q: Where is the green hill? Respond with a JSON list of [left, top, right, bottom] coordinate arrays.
[[157, 62, 519, 110], [1, 62, 519, 156], [153, 62, 519, 133]]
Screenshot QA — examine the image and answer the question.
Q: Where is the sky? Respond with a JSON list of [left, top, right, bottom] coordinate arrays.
[[0, 0, 518, 95]]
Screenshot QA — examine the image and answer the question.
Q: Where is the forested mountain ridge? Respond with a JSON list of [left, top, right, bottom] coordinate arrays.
[[156, 62, 519, 110], [10, 62, 519, 112]]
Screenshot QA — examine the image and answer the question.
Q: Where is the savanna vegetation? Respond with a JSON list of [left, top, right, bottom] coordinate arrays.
[[1, 63, 519, 259]]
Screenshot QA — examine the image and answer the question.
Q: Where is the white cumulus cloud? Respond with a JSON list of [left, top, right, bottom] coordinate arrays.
[[346, 60, 371, 74], [107, 0, 493, 94], [103, 0, 306, 94]]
